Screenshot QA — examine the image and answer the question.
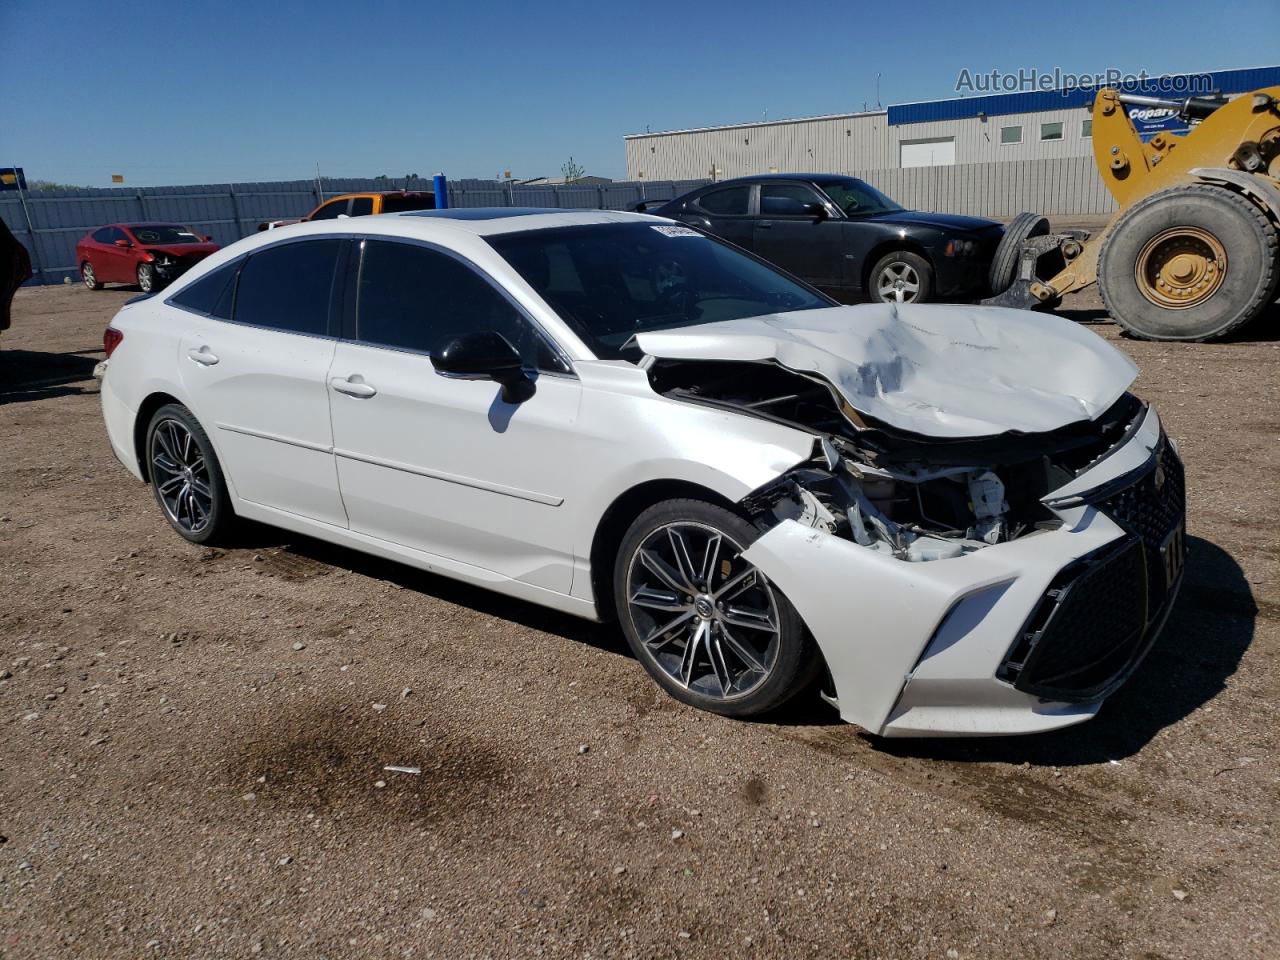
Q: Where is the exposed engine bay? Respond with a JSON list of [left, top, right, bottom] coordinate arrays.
[[649, 358, 1147, 562]]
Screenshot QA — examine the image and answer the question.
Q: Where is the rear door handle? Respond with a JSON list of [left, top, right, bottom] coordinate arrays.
[[331, 376, 377, 399], [757, 220, 773, 229], [187, 346, 219, 366]]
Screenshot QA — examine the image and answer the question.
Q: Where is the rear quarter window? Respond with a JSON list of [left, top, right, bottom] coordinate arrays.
[[169, 261, 239, 319]]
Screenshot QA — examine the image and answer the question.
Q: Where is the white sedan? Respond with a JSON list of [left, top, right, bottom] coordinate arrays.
[[97, 209, 1185, 737]]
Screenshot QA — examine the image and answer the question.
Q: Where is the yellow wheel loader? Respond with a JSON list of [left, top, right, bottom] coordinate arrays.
[[984, 86, 1280, 340]]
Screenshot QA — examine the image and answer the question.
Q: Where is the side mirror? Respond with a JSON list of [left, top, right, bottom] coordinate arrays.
[[432, 331, 535, 403], [801, 202, 828, 221], [204, 235, 214, 242], [114, 238, 130, 247]]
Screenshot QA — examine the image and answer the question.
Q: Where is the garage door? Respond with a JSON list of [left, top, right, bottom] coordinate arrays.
[[899, 137, 956, 168]]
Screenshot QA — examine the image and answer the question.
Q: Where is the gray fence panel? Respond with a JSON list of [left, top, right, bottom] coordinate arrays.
[[6, 162, 1118, 285]]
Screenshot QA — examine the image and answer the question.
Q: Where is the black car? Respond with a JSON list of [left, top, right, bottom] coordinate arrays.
[[642, 175, 1004, 304]]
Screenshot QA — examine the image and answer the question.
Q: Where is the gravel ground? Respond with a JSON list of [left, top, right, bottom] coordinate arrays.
[[1, 281, 1276, 960]]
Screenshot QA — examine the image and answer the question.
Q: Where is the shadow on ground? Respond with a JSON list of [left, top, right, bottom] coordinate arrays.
[[0, 348, 100, 403], [874, 535, 1257, 765], [233, 518, 1255, 766], [238, 524, 628, 658]]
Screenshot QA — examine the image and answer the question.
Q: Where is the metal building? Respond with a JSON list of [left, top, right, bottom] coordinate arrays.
[[624, 66, 1280, 182]]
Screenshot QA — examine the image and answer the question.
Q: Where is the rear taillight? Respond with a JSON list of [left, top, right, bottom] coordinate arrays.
[[103, 326, 123, 358]]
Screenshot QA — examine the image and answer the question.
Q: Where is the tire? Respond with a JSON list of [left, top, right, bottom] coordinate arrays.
[[81, 262, 103, 290], [145, 403, 235, 545], [1098, 185, 1280, 341], [988, 212, 1050, 295], [869, 250, 933, 303], [613, 498, 819, 717], [137, 262, 156, 294]]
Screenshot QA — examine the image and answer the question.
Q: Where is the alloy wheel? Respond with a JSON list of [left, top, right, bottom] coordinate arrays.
[[625, 521, 780, 700], [138, 264, 154, 293], [877, 261, 921, 302], [149, 418, 213, 534], [82, 263, 96, 289]]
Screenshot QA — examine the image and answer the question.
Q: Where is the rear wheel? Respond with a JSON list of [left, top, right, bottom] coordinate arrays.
[[870, 251, 933, 303], [81, 262, 103, 290], [137, 262, 156, 293], [145, 403, 235, 545], [1098, 185, 1279, 341], [613, 499, 818, 717]]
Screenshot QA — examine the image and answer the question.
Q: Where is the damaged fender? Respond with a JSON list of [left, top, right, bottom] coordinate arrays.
[[743, 507, 1125, 734]]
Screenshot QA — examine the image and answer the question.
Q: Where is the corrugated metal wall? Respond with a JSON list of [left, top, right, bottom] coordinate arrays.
[[625, 107, 1099, 179], [860, 156, 1117, 218], [0, 177, 708, 286]]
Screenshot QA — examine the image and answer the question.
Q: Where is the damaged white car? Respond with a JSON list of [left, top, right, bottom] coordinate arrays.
[[98, 209, 1186, 737]]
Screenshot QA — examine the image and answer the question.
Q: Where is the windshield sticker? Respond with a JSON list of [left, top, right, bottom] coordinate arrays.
[[650, 224, 700, 238]]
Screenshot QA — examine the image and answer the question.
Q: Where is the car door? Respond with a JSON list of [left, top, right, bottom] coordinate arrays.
[[174, 237, 349, 527], [327, 237, 582, 593], [674, 183, 756, 250], [752, 182, 845, 296], [101, 227, 133, 282]]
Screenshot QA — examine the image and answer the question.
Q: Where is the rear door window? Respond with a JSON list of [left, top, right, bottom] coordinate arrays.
[[696, 185, 751, 216], [380, 194, 436, 213], [92, 227, 113, 244], [348, 196, 375, 216], [233, 240, 342, 336]]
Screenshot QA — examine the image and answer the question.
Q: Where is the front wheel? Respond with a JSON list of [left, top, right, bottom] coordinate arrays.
[[613, 499, 818, 717], [1098, 184, 1280, 341], [145, 403, 235, 544], [137, 262, 156, 293], [869, 251, 933, 303]]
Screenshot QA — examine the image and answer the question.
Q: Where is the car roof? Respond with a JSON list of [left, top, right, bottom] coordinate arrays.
[[387, 208, 664, 236], [106, 222, 190, 229], [708, 173, 862, 186], [328, 191, 436, 200]]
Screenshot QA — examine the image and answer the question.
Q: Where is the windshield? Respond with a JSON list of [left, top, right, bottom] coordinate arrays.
[[129, 224, 204, 245], [487, 223, 831, 360], [819, 179, 903, 217]]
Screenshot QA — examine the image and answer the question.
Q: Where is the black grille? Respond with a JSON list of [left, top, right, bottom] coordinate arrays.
[[1093, 441, 1186, 611], [998, 438, 1186, 702]]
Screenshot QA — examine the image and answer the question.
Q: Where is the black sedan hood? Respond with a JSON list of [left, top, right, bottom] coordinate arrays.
[[862, 210, 1001, 233]]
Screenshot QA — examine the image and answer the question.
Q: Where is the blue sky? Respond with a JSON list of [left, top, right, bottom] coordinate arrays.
[[2, 0, 1276, 187]]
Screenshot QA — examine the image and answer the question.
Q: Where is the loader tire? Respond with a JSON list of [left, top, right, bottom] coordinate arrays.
[[1098, 185, 1279, 341], [989, 212, 1050, 295]]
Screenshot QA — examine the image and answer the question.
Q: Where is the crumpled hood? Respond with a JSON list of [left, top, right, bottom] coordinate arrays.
[[636, 303, 1138, 439]]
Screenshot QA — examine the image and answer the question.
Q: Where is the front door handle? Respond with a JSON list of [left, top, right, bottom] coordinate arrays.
[[331, 376, 377, 399], [187, 346, 219, 366], [757, 220, 773, 229]]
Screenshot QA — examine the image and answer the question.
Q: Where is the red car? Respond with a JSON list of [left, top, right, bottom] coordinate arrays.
[[76, 223, 220, 293]]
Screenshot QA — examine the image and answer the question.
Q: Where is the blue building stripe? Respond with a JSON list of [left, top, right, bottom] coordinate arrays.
[[887, 66, 1280, 126]]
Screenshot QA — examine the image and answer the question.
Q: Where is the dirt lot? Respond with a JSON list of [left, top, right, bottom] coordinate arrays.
[[1, 281, 1277, 960]]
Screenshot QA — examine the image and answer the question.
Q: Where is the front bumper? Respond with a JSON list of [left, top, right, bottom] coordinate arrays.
[[743, 408, 1186, 737]]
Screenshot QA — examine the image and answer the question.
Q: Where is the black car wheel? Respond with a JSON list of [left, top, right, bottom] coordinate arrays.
[[145, 403, 235, 545], [988, 212, 1051, 295], [870, 251, 933, 304], [614, 498, 819, 717]]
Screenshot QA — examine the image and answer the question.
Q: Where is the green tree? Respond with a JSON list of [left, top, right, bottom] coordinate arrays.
[[561, 157, 585, 183]]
